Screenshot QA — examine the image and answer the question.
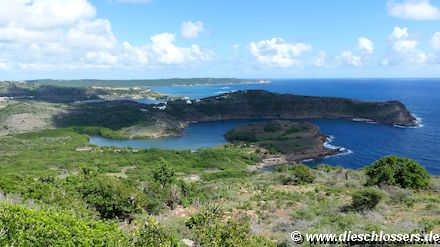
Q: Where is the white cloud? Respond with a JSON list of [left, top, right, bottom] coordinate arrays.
[[332, 37, 372, 67], [0, 0, 96, 30], [431, 32, 440, 50], [387, 0, 440, 20], [0, 59, 8, 70], [85, 51, 118, 66], [0, 24, 57, 43], [313, 51, 327, 67], [119, 42, 149, 65], [150, 33, 213, 64], [249, 38, 311, 68], [336, 51, 362, 66], [390, 27, 418, 52], [114, 0, 151, 3], [0, 0, 213, 71], [358, 37, 374, 54], [67, 19, 117, 50], [386, 26, 428, 65], [181, 21, 205, 39]]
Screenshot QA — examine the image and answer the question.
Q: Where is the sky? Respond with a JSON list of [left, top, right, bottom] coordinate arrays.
[[1, 0, 440, 79]]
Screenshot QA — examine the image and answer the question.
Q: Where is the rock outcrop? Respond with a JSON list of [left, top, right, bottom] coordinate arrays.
[[162, 90, 416, 127]]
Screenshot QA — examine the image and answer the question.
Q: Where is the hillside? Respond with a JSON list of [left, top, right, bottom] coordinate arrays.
[[0, 81, 167, 103], [164, 90, 416, 127], [0, 127, 438, 245], [225, 120, 340, 162], [25, 78, 266, 88], [0, 88, 437, 246], [54, 90, 417, 139]]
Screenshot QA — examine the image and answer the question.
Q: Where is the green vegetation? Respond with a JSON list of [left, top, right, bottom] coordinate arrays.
[[133, 218, 179, 247], [365, 155, 431, 189], [0, 88, 437, 245], [225, 120, 335, 160], [0, 81, 166, 103], [55, 101, 149, 130], [281, 163, 316, 185], [25, 78, 254, 87], [76, 173, 146, 219], [350, 188, 385, 211], [0, 203, 129, 246], [225, 121, 319, 153], [0, 100, 66, 135], [186, 204, 275, 247], [224, 130, 258, 142]]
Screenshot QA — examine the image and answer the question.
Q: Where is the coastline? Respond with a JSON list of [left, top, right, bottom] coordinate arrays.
[[169, 80, 271, 87], [393, 114, 424, 128], [248, 132, 345, 171]]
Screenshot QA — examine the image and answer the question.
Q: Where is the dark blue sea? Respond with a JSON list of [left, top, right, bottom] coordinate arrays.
[[90, 79, 440, 174]]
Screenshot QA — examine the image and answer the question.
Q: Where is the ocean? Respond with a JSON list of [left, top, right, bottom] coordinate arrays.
[[91, 79, 440, 174]]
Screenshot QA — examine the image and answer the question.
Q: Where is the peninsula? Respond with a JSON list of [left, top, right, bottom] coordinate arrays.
[[225, 120, 341, 162], [55, 90, 416, 138]]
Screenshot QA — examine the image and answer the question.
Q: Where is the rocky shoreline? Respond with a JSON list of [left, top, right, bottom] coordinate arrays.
[[225, 120, 345, 170]]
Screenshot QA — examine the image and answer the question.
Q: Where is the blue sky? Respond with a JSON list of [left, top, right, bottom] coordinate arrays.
[[1, 0, 440, 79]]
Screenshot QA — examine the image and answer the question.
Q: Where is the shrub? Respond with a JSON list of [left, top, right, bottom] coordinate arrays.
[[282, 164, 315, 185], [351, 188, 384, 211], [365, 155, 431, 189], [133, 218, 179, 247], [152, 160, 176, 187], [0, 203, 129, 246], [185, 204, 275, 247], [77, 175, 145, 220], [263, 123, 281, 132], [224, 130, 258, 142]]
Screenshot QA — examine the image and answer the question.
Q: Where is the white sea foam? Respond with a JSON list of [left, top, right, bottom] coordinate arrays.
[[352, 118, 377, 124], [323, 135, 353, 158], [393, 114, 424, 128], [301, 159, 314, 162], [215, 91, 229, 94]]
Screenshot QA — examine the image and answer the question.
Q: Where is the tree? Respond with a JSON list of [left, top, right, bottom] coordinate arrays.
[[351, 188, 384, 211], [78, 175, 145, 220], [365, 155, 431, 189], [282, 163, 315, 185], [152, 159, 176, 187]]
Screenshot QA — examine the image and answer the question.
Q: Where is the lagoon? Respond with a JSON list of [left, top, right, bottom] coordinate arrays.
[[91, 79, 440, 175], [89, 119, 262, 150]]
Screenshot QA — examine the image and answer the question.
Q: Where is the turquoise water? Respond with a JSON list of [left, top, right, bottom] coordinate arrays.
[[91, 79, 440, 174], [89, 119, 263, 150]]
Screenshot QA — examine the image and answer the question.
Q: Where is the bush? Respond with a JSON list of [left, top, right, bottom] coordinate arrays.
[[351, 188, 384, 211], [263, 123, 281, 132], [0, 203, 129, 247], [133, 218, 179, 247], [185, 204, 275, 247], [224, 130, 258, 142], [282, 164, 315, 185], [365, 155, 431, 189], [76, 175, 146, 220], [152, 160, 176, 187]]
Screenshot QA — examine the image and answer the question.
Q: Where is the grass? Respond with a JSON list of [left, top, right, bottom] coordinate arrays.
[[0, 127, 439, 245], [0, 128, 259, 180]]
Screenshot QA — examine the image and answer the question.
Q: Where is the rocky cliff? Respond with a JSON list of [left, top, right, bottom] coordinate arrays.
[[162, 90, 416, 127]]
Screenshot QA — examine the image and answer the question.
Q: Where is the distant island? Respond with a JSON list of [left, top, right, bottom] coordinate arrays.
[[24, 78, 271, 88]]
